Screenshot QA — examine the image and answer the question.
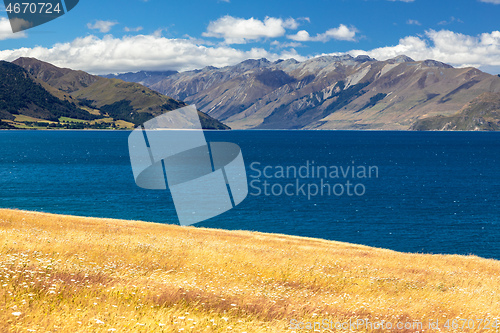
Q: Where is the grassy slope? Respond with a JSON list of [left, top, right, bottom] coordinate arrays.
[[70, 78, 177, 111], [0, 209, 499, 332]]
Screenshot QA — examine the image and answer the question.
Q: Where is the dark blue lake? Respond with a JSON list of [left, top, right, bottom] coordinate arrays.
[[1, 130, 499, 259]]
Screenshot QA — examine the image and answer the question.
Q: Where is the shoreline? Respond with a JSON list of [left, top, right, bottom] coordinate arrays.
[[1, 208, 497, 262], [3, 127, 500, 132], [0, 207, 374, 248]]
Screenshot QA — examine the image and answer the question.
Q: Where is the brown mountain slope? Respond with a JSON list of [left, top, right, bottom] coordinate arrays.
[[315, 61, 500, 130], [411, 92, 500, 131], [13, 57, 100, 93], [131, 55, 500, 130]]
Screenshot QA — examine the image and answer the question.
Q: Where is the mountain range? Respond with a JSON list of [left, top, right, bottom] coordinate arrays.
[[3, 55, 500, 131], [108, 55, 500, 131], [0, 58, 228, 130]]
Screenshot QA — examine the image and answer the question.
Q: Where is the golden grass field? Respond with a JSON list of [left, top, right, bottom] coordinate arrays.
[[0, 209, 499, 333]]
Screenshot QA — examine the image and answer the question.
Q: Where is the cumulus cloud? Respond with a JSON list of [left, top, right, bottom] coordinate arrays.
[[346, 29, 500, 72], [0, 17, 27, 40], [479, 0, 500, 3], [287, 24, 358, 42], [287, 30, 310, 42], [0, 33, 307, 74], [3, 23, 500, 75], [87, 20, 118, 33], [202, 16, 300, 44]]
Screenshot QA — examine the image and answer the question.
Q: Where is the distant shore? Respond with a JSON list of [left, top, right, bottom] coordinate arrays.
[[4, 127, 500, 132]]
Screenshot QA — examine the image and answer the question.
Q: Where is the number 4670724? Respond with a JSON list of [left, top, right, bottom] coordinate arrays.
[[444, 319, 499, 330], [5, 2, 62, 14]]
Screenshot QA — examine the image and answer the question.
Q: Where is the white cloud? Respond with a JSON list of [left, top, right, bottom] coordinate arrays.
[[287, 24, 358, 42], [152, 28, 166, 37], [406, 19, 421, 25], [0, 33, 307, 74], [271, 40, 304, 49], [479, 0, 500, 3], [3, 23, 500, 76], [124, 26, 143, 32], [203, 16, 300, 44], [346, 29, 500, 72], [0, 17, 27, 40], [87, 20, 118, 33], [287, 30, 311, 42], [282, 18, 300, 30]]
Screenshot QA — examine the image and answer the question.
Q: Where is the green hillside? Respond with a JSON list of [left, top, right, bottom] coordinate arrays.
[[0, 61, 97, 123], [0, 119, 15, 129], [70, 78, 186, 126]]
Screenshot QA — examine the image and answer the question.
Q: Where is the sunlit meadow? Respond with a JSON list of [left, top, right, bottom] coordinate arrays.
[[0, 209, 499, 332]]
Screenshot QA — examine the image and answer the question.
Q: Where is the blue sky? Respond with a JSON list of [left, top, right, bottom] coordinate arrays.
[[1, 0, 500, 74]]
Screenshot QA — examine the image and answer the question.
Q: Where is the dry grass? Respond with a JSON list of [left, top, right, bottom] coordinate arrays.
[[0, 209, 499, 333]]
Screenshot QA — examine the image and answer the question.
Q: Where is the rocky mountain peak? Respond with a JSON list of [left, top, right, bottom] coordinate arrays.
[[387, 55, 415, 64], [354, 55, 377, 63], [234, 58, 272, 71], [421, 59, 453, 69], [274, 58, 299, 65], [201, 65, 219, 72]]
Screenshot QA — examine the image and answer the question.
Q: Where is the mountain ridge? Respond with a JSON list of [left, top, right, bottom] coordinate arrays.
[[109, 55, 500, 130]]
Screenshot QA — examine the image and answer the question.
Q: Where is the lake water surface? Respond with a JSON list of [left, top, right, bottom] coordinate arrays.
[[1, 130, 499, 259]]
